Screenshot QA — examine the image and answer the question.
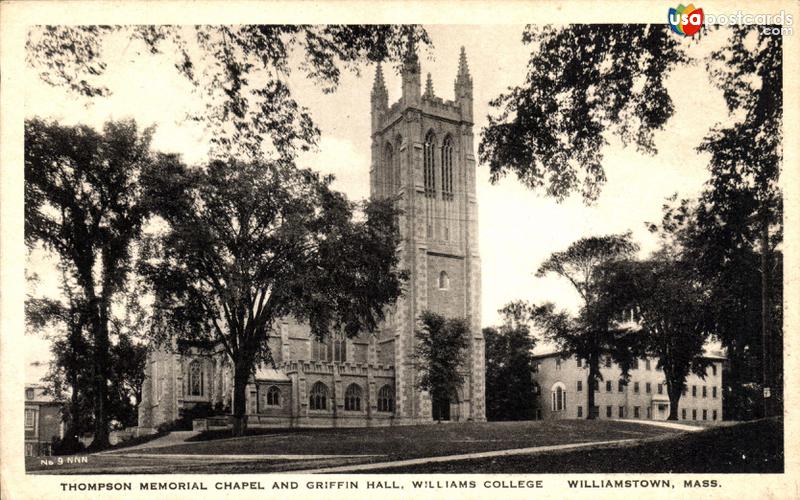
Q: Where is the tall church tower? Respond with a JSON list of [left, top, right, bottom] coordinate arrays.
[[370, 45, 485, 423]]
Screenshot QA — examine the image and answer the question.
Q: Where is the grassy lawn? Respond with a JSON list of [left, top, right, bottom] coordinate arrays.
[[366, 418, 783, 474], [27, 419, 676, 474], [142, 419, 675, 458]]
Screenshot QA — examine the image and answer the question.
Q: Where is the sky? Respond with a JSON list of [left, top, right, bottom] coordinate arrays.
[[24, 25, 731, 382]]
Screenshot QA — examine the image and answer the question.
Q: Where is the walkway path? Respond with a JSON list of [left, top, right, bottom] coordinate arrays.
[[294, 438, 641, 473], [98, 430, 200, 454], [111, 452, 385, 461], [616, 419, 702, 432]]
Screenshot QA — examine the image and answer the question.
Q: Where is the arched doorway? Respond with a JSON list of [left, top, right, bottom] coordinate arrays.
[[432, 389, 460, 421]]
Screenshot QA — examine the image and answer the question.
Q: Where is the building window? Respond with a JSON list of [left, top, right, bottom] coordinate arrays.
[[309, 382, 329, 410], [424, 131, 436, 198], [384, 143, 394, 194], [551, 383, 567, 412], [713, 410, 718, 420], [713, 386, 718, 398], [646, 407, 652, 419], [618, 380, 625, 392], [555, 358, 561, 369], [634, 382, 640, 393], [702, 386, 707, 398], [313, 337, 329, 361], [441, 135, 454, 201], [682, 408, 687, 420], [683, 386, 688, 396], [533, 382, 541, 396], [313, 334, 347, 363], [645, 359, 651, 370], [267, 386, 281, 406], [577, 406, 583, 418], [593, 379, 600, 391], [632, 359, 639, 370], [188, 360, 204, 397], [438, 271, 449, 290], [692, 385, 697, 397], [25, 389, 34, 400], [344, 384, 362, 411], [606, 381, 612, 392], [711, 364, 717, 376], [577, 380, 582, 392], [25, 409, 36, 429], [634, 406, 640, 418], [333, 333, 347, 363], [604, 356, 612, 368], [619, 406, 625, 418], [692, 409, 697, 420], [702, 409, 707, 420], [606, 405, 612, 418], [645, 382, 651, 394], [577, 358, 582, 368], [657, 384, 663, 395], [377, 385, 395, 412]]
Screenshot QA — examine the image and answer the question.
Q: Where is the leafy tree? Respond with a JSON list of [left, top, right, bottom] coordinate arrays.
[[480, 23, 783, 420], [108, 334, 148, 428], [484, 302, 538, 421], [26, 25, 430, 160], [697, 26, 782, 417], [650, 193, 781, 420], [141, 159, 406, 435], [25, 118, 163, 449], [606, 257, 711, 420], [414, 311, 470, 421], [533, 233, 639, 418], [26, 269, 94, 449], [479, 25, 685, 202]]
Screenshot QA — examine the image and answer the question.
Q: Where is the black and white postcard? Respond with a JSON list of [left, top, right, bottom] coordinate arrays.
[[1, 1, 797, 498]]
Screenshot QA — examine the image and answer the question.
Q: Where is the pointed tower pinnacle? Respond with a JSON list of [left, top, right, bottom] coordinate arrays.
[[372, 62, 388, 102], [371, 62, 388, 133], [424, 72, 435, 99], [455, 46, 473, 122], [455, 46, 472, 88], [401, 35, 421, 104]]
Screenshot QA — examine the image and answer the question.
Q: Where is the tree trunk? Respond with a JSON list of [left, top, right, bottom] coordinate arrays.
[[587, 351, 599, 420], [231, 361, 250, 437], [666, 379, 681, 421], [88, 298, 111, 450], [760, 212, 772, 419], [62, 373, 83, 450]]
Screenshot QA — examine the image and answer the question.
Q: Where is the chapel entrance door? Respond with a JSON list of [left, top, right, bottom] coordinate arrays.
[[432, 396, 451, 421]]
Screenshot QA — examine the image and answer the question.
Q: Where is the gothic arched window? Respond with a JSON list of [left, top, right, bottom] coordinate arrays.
[[333, 333, 347, 363], [441, 135, 454, 201], [267, 386, 281, 406], [188, 360, 204, 396], [438, 271, 449, 290], [377, 384, 395, 412], [551, 382, 566, 412], [394, 135, 403, 191], [383, 143, 394, 195], [312, 335, 329, 362], [424, 131, 436, 198], [344, 383, 362, 411], [309, 382, 328, 410]]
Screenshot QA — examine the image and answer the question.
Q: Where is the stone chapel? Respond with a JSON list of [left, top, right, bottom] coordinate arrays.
[[137, 46, 485, 432]]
